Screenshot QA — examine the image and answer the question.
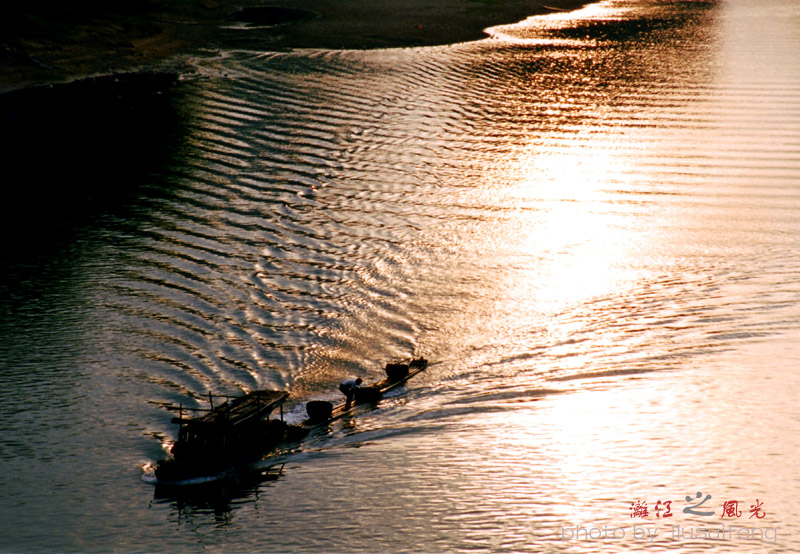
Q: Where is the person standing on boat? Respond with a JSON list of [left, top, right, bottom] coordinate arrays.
[[339, 377, 362, 410]]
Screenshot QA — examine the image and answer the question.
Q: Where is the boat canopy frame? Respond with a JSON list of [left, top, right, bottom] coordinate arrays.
[[168, 390, 288, 428]]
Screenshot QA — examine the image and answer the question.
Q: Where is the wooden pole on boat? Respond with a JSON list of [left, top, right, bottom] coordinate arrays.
[[209, 391, 214, 410]]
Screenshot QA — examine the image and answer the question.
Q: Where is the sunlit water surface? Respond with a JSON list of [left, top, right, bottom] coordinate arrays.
[[1, 0, 798, 552]]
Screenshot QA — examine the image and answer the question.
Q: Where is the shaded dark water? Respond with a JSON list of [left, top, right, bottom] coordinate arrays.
[[1, 0, 799, 552]]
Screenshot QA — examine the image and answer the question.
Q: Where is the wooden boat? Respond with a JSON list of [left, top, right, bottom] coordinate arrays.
[[153, 357, 428, 484], [302, 357, 428, 427], [155, 390, 308, 483]]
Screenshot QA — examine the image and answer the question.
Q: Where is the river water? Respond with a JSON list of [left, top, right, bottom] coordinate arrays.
[[1, 0, 798, 552]]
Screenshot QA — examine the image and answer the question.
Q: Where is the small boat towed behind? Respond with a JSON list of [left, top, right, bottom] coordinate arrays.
[[303, 356, 428, 425]]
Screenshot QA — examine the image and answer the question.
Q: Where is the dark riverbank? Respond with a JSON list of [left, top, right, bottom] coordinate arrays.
[[0, 71, 183, 258], [1, 0, 589, 92]]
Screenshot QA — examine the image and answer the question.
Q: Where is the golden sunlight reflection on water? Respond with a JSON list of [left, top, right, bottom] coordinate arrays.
[[414, 337, 800, 552], [151, 0, 799, 548], [414, 1, 800, 549], [487, 0, 624, 45], [496, 138, 643, 311]]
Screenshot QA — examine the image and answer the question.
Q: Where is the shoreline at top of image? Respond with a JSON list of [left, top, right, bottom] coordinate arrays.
[[0, 0, 592, 92]]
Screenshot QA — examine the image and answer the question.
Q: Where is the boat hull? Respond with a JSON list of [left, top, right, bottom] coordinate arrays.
[[155, 419, 308, 483]]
